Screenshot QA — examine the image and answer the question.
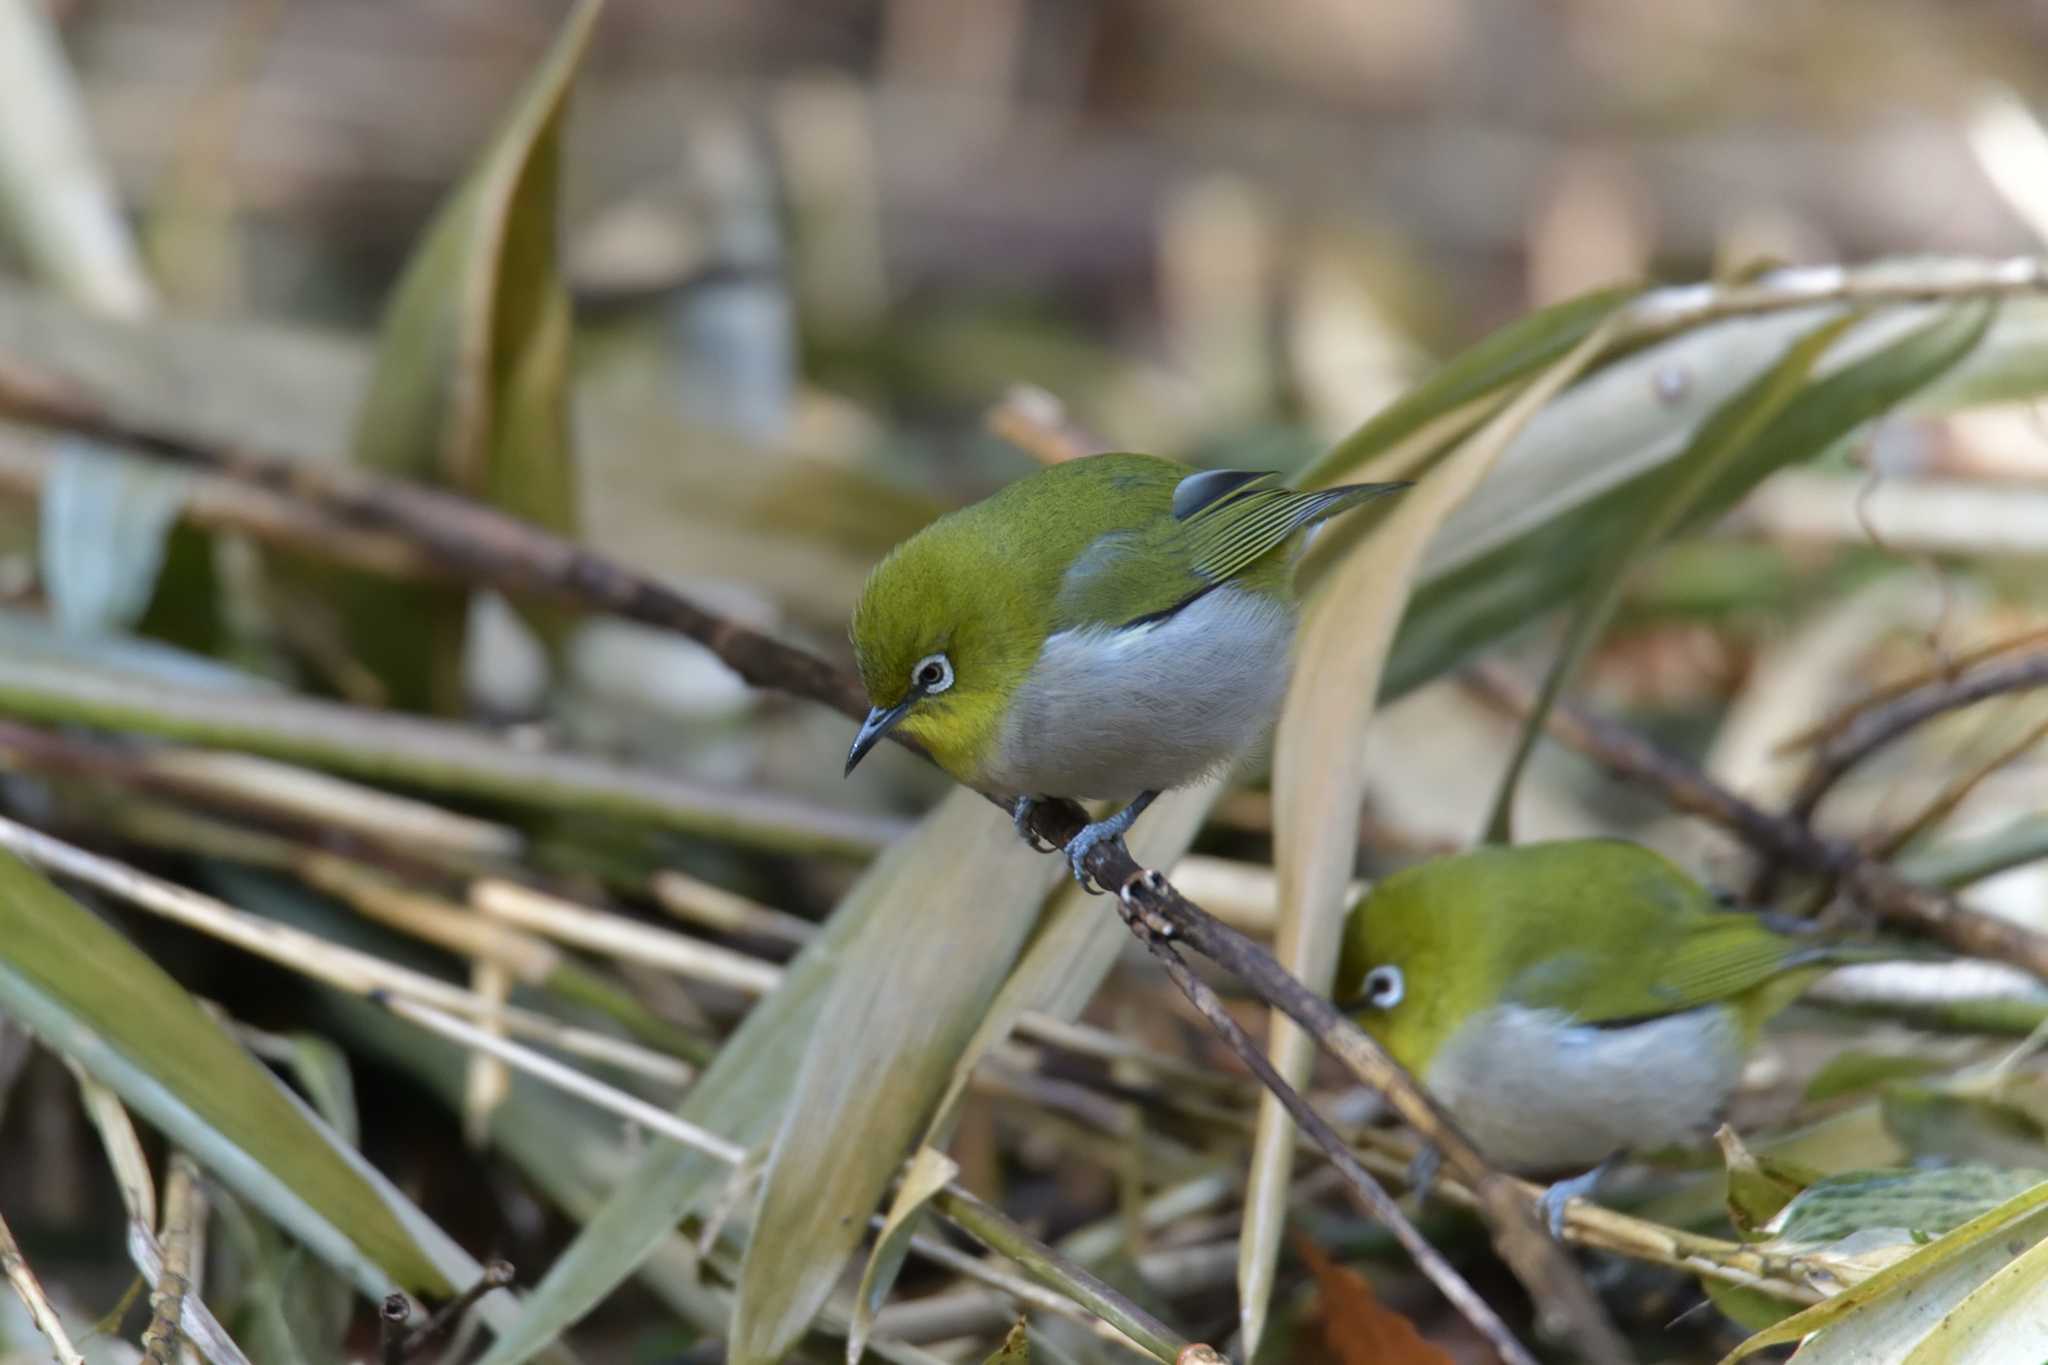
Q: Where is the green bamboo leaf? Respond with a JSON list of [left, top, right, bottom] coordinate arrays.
[[846, 785, 1219, 1353], [475, 789, 1061, 1365], [1240, 317, 1624, 1357], [1480, 310, 1859, 842], [1722, 1177, 2048, 1363], [730, 797, 1066, 1364], [0, 849, 446, 1296], [1299, 284, 1637, 486], [322, 0, 598, 710], [848, 1146, 960, 1363], [1385, 299, 1998, 700]]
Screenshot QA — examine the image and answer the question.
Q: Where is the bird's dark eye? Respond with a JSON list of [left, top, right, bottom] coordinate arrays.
[[912, 653, 954, 695], [1362, 965, 1404, 1010]]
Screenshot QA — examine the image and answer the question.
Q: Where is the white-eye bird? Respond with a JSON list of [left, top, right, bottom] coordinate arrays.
[[1335, 838, 1896, 1231], [842, 453, 1404, 884]]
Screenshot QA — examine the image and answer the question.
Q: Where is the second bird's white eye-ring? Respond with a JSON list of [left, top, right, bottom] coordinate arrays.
[[1361, 964, 1404, 1010], [913, 653, 954, 694]]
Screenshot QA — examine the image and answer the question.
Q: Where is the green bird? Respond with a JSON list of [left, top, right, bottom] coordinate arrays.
[[1334, 838, 1895, 1231], [843, 453, 1404, 884]]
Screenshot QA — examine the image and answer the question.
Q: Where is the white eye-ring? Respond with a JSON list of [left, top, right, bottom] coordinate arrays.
[[1361, 964, 1404, 1010], [912, 653, 953, 695]]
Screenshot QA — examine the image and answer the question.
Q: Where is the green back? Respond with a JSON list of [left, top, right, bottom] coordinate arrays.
[[1337, 839, 1857, 1073]]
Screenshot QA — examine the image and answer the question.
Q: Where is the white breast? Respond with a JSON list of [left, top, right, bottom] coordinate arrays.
[[984, 586, 1295, 800], [1424, 1004, 1744, 1172]]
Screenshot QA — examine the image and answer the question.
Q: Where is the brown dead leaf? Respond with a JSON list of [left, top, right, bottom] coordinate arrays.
[[1296, 1235, 1455, 1365]]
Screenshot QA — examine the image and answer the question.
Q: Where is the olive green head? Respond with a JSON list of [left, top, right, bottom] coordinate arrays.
[[1335, 838, 1861, 1075], [844, 455, 1193, 783]]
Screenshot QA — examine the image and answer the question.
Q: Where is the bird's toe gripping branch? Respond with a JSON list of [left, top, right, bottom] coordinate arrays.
[[1011, 795, 1054, 852], [1059, 790, 1159, 893]]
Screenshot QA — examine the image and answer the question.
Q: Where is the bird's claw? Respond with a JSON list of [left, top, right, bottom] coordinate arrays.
[[1064, 821, 1115, 893], [1011, 796, 1053, 853], [1535, 1159, 1611, 1240], [1405, 1145, 1442, 1204]]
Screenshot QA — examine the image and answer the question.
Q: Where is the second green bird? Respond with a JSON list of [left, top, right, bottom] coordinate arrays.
[[1335, 838, 1898, 1230], [844, 452, 1404, 884]]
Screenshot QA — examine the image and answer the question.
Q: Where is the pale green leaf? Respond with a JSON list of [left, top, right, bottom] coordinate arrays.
[[0, 849, 446, 1295], [1896, 1227, 2048, 1364], [476, 789, 1059, 1365], [730, 796, 1065, 1363], [847, 784, 1220, 1340], [1721, 1178, 2048, 1362], [1300, 284, 1637, 486], [321, 0, 598, 709], [1238, 317, 1623, 1355], [1383, 299, 1999, 699], [848, 1147, 960, 1364], [39, 441, 190, 635], [1481, 310, 1860, 841]]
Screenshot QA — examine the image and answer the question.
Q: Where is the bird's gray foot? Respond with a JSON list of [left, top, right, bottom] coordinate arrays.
[[1012, 796, 1053, 852], [1536, 1157, 1614, 1239], [1065, 790, 1160, 893], [1405, 1145, 1442, 1204]]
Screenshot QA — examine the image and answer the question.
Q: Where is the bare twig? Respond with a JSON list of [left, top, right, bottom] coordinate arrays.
[[402, 1258, 514, 1358], [1871, 709, 2048, 858], [379, 1293, 411, 1365], [0, 356, 871, 719], [1466, 666, 2048, 975], [1783, 649, 2048, 831], [1110, 898, 1540, 1365], [140, 1155, 206, 1365], [0, 1206, 84, 1365], [1770, 623, 2048, 755]]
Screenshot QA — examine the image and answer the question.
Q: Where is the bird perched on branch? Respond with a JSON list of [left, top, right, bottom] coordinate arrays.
[[842, 452, 1405, 886], [1335, 838, 1904, 1233]]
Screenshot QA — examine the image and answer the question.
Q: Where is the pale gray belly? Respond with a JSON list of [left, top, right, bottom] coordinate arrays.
[[1424, 1004, 1744, 1172], [984, 586, 1295, 800]]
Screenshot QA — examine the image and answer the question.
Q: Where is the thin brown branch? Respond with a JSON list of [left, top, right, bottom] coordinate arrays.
[[1783, 649, 2048, 831], [0, 347, 1626, 1360], [1100, 862, 1632, 1365], [0, 357, 869, 720], [139, 1154, 205, 1365], [1113, 899, 1541, 1365], [1467, 666, 2048, 975], [1769, 622, 2048, 756], [1871, 709, 2048, 859], [0, 1206, 84, 1365]]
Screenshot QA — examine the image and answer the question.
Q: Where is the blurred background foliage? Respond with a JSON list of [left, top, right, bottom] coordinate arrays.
[[2, 1, 2048, 1363]]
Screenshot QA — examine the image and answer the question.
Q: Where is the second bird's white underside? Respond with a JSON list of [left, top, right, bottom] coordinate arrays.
[[984, 585, 1295, 800], [1425, 1003, 1744, 1171]]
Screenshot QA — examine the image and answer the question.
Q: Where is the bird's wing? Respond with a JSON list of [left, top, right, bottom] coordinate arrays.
[[1508, 912, 1806, 1025], [1053, 469, 1405, 630], [1181, 479, 1407, 584]]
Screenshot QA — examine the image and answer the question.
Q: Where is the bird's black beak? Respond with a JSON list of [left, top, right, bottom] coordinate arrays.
[[844, 701, 911, 776]]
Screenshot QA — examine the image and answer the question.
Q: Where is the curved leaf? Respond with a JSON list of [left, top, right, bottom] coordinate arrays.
[[1385, 299, 1999, 700], [846, 785, 1221, 1354], [1239, 318, 1622, 1355], [1722, 1177, 2048, 1362], [476, 790, 1058, 1365], [729, 796, 1065, 1363], [0, 849, 446, 1296], [323, 0, 598, 710]]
